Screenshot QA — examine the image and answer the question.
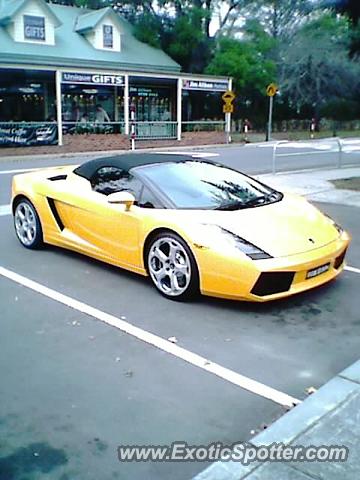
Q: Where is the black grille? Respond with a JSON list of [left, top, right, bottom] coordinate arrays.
[[334, 249, 347, 269], [251, 272, 295, 297]]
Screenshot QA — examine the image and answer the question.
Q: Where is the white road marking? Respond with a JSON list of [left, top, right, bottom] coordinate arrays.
[[0, 167, 40, 175], [345, 265, 360, 274], [0, 204, 11, 216], [0, 265, 300, 408]]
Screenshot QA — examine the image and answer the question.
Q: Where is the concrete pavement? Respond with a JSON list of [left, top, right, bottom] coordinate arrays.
[[194, 360, 360, 480], [258, 166, 360, 208]]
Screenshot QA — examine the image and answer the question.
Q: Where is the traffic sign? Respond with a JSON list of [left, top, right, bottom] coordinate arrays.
[[222, 90, 236, 103], [266, 83, 278, 97], [223, 104, 234, 113]]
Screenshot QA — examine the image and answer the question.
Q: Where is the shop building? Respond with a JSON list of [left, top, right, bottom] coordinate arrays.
[[0, 0, 231, 152]]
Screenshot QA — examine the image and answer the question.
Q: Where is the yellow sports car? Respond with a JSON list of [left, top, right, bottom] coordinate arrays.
[[11, 153, 350, 301]]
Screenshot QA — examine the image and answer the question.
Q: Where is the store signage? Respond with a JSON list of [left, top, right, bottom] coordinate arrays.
[[62, 72, 124, 86], [0, 123, 57, 147], [103, 25, 113, 48], [129, 87, 164, 97], [24, 15, 45, 41], [182, 79, 228, 92]]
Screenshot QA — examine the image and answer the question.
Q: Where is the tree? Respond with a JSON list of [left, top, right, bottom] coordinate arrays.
[[206, 20, 276, 121], [279, 14, 360, 118]]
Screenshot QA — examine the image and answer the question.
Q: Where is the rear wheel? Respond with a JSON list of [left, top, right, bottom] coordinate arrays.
[[14, 199, 43, 249], [147, 233, 199, 301]]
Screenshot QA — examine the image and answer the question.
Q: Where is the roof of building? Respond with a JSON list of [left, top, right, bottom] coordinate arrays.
[[0, 0, 61, 26], [0, 0, 181, 73], [75, 6, 118, 33], [74, 153, 197, 179]]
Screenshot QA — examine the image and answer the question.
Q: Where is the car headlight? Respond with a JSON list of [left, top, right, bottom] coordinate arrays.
[[324, 214, 343, 235], [201, 225, 273, 260], [334, 222, 343, 234]]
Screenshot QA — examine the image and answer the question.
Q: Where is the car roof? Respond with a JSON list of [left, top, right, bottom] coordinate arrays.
[[73, 153, 196, 180]]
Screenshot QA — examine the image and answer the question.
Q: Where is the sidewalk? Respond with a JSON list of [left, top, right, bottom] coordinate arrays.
[[194, 360, 360, 480], [258, 166, 360, 208]]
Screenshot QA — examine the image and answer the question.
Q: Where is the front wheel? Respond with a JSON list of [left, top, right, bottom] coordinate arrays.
[[14, 199, 43, 249], [147, 233, 199, 301]]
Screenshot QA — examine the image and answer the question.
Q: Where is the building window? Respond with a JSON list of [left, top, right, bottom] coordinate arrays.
[[103, 25, 113, 48], [24, 15, 46, 41]]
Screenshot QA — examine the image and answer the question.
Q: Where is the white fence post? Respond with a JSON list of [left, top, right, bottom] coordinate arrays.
[[336, 137, 342, 168]]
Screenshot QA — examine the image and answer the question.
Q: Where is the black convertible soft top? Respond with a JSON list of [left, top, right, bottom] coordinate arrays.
[[73, 153, 195, 180]]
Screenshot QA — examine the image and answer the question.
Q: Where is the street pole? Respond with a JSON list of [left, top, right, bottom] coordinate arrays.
[[124, 74, 129, 135], [267, 95, 273, 142], [130, 105, 135, 151], [177, 78, 182, 141], [225, 112, 231, 144], [55, 70, 63, 147]]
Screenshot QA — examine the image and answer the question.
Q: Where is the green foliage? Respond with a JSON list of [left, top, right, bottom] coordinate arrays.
[[166, 7, 207, 69], [133, 13, 162, 48], [206, 21, 276, 94], [280, 13, 360, 117]]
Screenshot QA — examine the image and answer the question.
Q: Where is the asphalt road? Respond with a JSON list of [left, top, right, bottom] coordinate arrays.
[[0, 147, 359, 480]]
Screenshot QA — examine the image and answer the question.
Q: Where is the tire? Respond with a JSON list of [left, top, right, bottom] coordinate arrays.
[[13, 199, 43, 249], [146, 232, 199, 301]]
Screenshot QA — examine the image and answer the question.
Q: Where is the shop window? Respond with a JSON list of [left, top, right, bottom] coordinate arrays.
[[103, 25, 113, 48], [0, 86, 46, 122], [61, 86, 116, 124], [24, 15, 46, 41], [129, 86, 173, 122]]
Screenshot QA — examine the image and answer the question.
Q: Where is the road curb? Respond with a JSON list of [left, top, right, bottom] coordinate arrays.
[[193, 360, 360, 479]]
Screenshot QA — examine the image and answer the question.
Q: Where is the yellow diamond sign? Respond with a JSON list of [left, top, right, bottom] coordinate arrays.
[[222, 90, 236, 103], [266, 83, 278, 97]]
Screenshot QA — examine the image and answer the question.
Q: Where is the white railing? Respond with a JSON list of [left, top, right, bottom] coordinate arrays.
[[62, 121, 126, 135], [134, 121, 177, 139], [182, 121, 226, 132], [271, 138, 344, 174]]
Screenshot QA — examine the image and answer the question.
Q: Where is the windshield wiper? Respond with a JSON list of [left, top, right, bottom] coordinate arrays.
[[215, 192, 282, 211], [215, 201, 247, 211], [244, 192, 281, 207]]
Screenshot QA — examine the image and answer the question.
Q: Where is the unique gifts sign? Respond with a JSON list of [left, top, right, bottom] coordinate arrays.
[[24, 15, 45, 41], [62, 72, 124, 86]]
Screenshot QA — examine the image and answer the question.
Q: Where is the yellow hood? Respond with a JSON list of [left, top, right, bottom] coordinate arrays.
[[172, 194, 339, 258]]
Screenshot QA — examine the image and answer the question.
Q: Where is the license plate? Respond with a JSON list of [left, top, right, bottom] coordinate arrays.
[[306, 263, 330, 279]]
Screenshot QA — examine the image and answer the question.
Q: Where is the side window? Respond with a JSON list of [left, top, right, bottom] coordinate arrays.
[[138, 187, 163, 209], [91, 166, 142, 199]]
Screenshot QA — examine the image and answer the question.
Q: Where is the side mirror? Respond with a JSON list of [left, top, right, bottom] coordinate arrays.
[[107, 191, 135, 211]]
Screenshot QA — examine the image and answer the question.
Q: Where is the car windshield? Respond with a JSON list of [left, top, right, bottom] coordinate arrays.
[[136, 161, 282, 210]]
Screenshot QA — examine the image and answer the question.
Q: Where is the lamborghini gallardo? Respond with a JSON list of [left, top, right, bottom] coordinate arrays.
[[11, 153, 350, 301]]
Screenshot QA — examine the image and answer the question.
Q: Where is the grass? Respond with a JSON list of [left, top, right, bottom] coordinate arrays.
[[331, 177, 360, 191]]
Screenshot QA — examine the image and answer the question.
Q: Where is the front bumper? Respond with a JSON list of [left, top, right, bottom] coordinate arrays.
[[196, 232, 350, 302]]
